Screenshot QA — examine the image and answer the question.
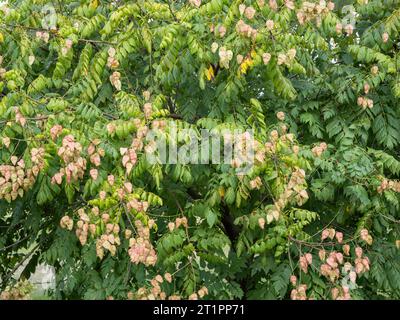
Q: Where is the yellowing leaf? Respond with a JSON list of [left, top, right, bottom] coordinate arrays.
[[205, 65, 214, 81], [240, 58, 254, 74], [90, 0, 99, 9]]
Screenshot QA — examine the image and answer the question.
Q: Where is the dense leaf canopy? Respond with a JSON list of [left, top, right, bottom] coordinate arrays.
[[0, 0, 400, 300]]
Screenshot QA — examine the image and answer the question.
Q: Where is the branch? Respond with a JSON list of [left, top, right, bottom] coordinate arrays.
[[0, 23, 116, 45], [166, 1, 178, 22], [288, 235, 343, 248], [0, 243, 40, 289], [0, 236, 30, 252]]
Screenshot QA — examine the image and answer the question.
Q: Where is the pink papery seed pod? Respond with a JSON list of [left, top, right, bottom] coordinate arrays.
[[321, 229, 330, 240], [269, 0, 278, 11], [238, 4, 246, 15], [355, 262, 364, 274], [360, 228, 369, 240], [331, 287, 339, 300], [343, 244, 350, 256], [349, 271, 357, 283], [164, 273, 172, 283], [326, 256, 338, 269], [335, 252, 344, 264], [318, 249, 326, 261], [364, 83, 370, 94], [328, 228, 336, 240], [107, 175, 115, 185], [218, 25, 227, 37], [382, 32, 389, 43], [258, 217, 265, 229], [343, 262, 352, 273], [345, 24, 354, 36], [90, 169, 98, 181], [355, 247, 363, 258], [299, 256, 308, 273], [335, 232, 343, 243]]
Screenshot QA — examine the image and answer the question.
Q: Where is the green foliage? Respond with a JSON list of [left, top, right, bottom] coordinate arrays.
[[1, 0, 400, 301]]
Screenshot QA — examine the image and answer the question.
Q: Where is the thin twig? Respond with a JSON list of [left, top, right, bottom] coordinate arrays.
[[0, 236, 30, 252]]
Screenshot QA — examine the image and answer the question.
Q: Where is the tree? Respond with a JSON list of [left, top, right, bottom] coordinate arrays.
[[0, 0, 399, 300]]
